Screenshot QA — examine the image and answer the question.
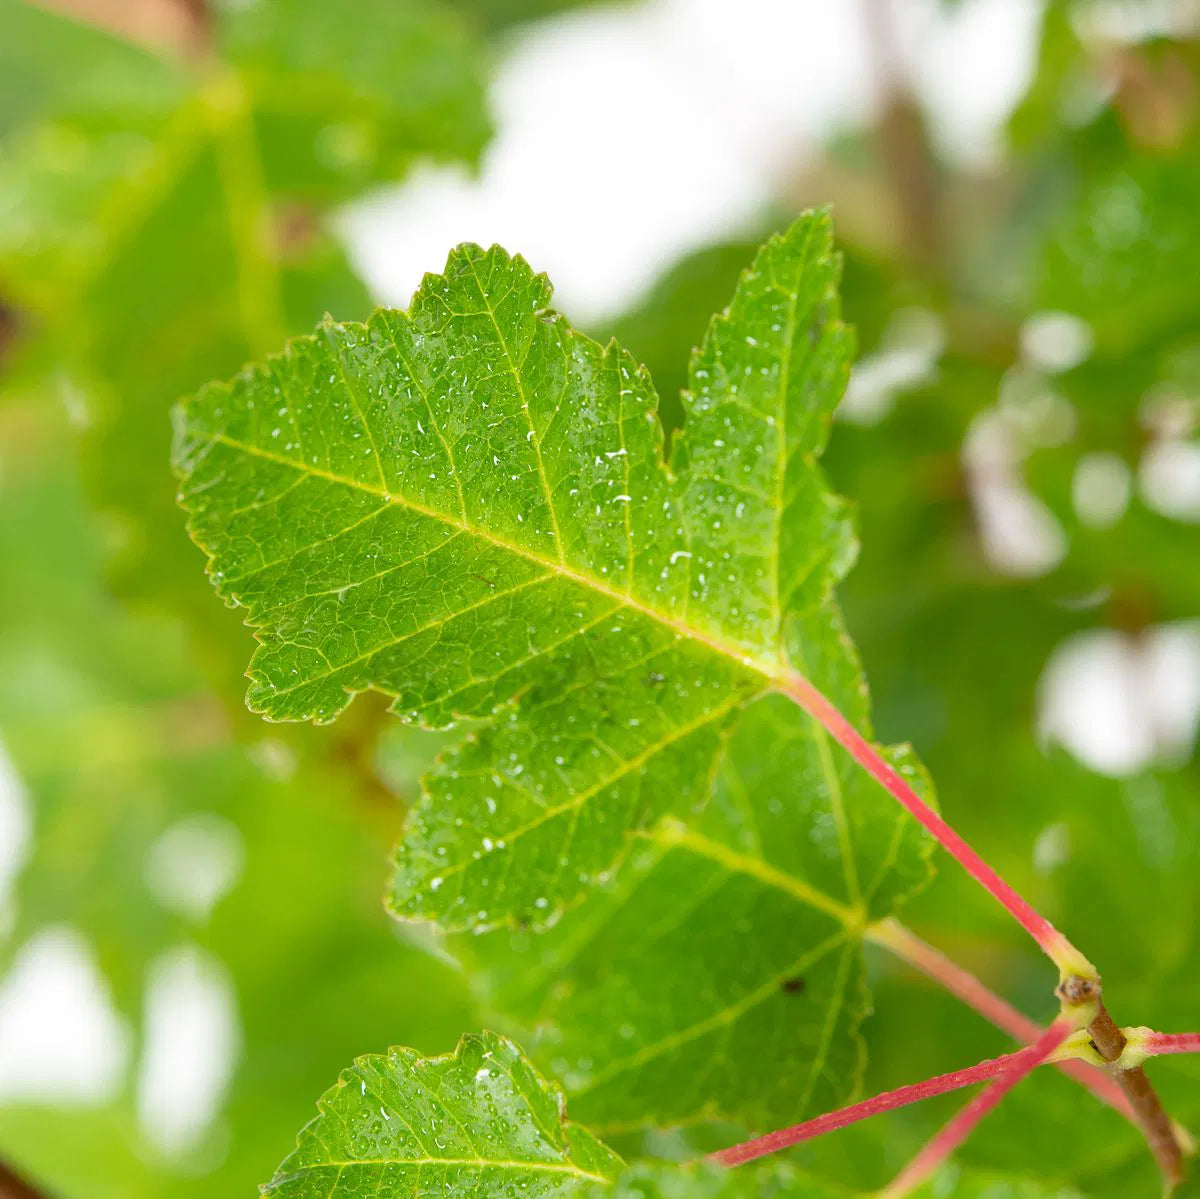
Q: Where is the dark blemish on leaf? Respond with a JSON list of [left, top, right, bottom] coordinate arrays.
[[471, 573, 497, 590], [781, 977, 806, 994]]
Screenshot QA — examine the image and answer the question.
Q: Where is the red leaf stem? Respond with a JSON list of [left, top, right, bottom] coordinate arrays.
[[777, 675, 1090, 976], [1146, 1032, 1200, 1057], [876, 1020, 1074, 1198], [712, 1043, 1051, 1169], [868, 919, 1133, 1121]]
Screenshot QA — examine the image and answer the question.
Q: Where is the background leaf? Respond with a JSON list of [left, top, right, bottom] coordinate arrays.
[[262, 1031, 621, 1198], [0, 0, 490, 709], [0, 398, 477, 1197]]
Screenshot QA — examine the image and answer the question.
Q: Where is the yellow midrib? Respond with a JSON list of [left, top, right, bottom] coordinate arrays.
[[277, 1155, 610, 1183], [646, 819, 864, 927], [209, 432, 799, 690]]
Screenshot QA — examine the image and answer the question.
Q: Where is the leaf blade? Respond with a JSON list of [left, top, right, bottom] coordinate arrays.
[[262, 1031, 621, 1198], [174, 217, 886, 936], [176, 214, 934, 1132]]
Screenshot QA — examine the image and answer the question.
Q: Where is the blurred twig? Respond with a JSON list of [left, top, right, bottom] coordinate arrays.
[[0, 300, 19, 366], [0, 1159, 52, 1199], [1110, 43, 1199, 148], [862, 0, 944, 275], [329, 691, 405, 813], [27, 0, 210, 56]]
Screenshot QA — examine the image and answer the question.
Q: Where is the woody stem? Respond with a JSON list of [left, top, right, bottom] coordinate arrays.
[[1087, 1003, 1184, 1184]]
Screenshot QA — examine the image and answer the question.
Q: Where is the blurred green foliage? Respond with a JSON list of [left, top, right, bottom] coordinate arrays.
[[0, 0, 489, 1192], [2, 1, 1200, 1196]]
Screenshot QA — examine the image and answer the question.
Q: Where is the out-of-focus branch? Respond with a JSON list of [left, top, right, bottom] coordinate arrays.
[[0, 301, 20, 367], [1109, 43, 1198, 149], [328, 690, 404, 813], [0, 1158, 53, 1199], [862, 0, 943, 274], [27, 0, 210, 57]]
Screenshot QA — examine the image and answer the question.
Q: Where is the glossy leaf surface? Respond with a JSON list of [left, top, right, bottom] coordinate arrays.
[[175, 212, 928, 933], [175, 212, 935, 1134], [262, 1032, 620, 1198]]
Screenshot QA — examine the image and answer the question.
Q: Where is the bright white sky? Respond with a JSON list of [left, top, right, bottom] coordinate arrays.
[[341, 0, 1044, 323]]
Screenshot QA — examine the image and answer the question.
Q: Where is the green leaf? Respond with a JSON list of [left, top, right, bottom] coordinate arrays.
[[586, 1160, 845, 1199], [260, 1032, 1085, 1199], [262, 1031, 621, 1197], [463, 663, 931, 1133], [0, 0, 183, 137], [261, 1032, 856, 1199], [219, 0, 490, 186], [176, 212, 927, 932], [176, 212, 933, 1133], [1038, 155, 1200, 357]]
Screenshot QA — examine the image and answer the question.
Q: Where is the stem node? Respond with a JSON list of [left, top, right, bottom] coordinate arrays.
[[1056, 972, 1102, 1029]]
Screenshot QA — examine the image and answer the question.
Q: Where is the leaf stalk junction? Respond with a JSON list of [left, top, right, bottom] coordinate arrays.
[[718, 666, 1196, 1192], [661, 604, 1186, 1191]]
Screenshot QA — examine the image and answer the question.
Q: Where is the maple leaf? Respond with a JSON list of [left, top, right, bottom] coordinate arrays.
[[175, 210, 930, 929], [260, 1030, 855, 1199], [462, 684, 931, 1132], [261, 1031, 620, 1198], [175, 211, 935, 1131]]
